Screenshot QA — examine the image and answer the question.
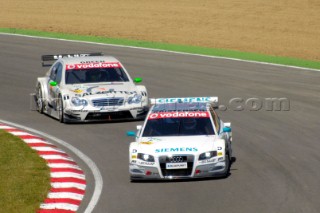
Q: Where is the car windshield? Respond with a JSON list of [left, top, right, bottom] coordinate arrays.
[[142, 117, 215, 137], [65, 68, 129, 84]]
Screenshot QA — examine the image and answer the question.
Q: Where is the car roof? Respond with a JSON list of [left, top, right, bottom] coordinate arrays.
[[59, 56, 120, 64], [151, 102, 210, 112]]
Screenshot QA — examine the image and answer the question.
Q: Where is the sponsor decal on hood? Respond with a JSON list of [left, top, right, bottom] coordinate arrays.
[[70, 89, 84, 94], [66, 85, 137, 97], [137, 136, 217, 155], [139, 141, 154, 145], [155, 147, 198, 153]]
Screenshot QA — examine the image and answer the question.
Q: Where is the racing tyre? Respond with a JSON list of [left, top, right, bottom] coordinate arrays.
[[36, 85, 44, 114], [222, 153, 231, 178], [57, 95, 65, 123]]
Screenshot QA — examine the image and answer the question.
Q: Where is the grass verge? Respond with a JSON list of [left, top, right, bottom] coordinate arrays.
[[1, 28, 320, 70], [0, 130, 50, 213]]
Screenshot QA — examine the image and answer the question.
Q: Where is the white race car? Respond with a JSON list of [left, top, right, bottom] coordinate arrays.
[[35, 53, 149, 123], [127, 97, 233, 180]]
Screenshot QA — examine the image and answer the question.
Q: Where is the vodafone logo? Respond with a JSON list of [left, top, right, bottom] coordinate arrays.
[[67, 64, 76, 69], [148, 111, 209, 119], [149, 113, 160, 119], [66, 62, 121, 70]]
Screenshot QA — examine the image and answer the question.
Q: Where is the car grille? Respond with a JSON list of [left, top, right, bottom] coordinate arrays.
[[159, 155, 194, 177], [92, 98, 124, 107], [85, 111, 133, 120]]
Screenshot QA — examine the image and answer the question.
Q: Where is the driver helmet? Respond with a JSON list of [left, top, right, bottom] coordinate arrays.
[[182, 118, 197, 130], [87, 70, 103, 82]]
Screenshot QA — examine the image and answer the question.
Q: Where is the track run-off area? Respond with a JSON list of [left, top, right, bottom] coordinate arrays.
[[0, 34, 319, 213]]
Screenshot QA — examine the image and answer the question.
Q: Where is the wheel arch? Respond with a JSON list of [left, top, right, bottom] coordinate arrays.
[[136, 85, 148, 95], [36, 77, 49, 101]]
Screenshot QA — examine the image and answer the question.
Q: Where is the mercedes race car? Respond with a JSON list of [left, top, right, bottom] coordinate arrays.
[[127, 97, 233, 180], [35, 53, 149, 123]]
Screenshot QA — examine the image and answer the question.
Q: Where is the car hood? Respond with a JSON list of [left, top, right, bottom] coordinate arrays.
[[62, 82, 137, 98], [136, 135, 218, 156]]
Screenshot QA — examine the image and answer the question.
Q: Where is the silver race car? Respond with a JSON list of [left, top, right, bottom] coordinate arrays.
[[127, 97, 233, 181], [35, 53, 149, 123]]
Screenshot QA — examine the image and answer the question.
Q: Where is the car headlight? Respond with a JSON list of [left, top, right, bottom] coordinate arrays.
[[128, 94, 142, 104], [137, 153, 155, 162], [71, 97, 88, 106], [198, 151, 217, 160]]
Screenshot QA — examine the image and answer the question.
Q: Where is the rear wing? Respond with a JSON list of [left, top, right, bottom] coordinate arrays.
[[41, 52, 103, 67], [150, 96, 218, 105]]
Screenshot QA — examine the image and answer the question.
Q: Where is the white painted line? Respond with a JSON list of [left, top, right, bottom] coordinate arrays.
[[40, 203, 78, 211], [0, 119, 102, 213], [51, 182, 86, 191], [1, 32, 319, 72], [47, 192, 84, 200], [51, 172, 86, 179]]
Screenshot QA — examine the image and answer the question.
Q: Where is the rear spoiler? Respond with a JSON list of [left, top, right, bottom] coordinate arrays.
[[41, 52, 103, 66], [150, 97, 218, 105]]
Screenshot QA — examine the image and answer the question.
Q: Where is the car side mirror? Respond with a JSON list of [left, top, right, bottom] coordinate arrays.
[[50, 81, 57, 86], [223, 126, 231, 133], [134, 78, 142, 83], [127, 131, 136, 137]]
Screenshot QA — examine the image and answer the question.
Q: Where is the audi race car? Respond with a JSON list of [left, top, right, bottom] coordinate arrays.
[[34, 53, 149, 123], [127, 97, 233, 180]]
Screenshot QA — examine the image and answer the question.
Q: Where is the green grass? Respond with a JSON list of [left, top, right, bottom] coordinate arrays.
[[1, 28, 320, 70], [0, 130, 50, 213]]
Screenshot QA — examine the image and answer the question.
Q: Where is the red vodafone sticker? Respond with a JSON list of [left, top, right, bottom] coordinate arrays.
[[148, 111, 210, 119], [66, 62, 121, 70]]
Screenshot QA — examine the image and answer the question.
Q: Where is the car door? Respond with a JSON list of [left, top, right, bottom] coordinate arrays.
[[47, 62, 63, 109]]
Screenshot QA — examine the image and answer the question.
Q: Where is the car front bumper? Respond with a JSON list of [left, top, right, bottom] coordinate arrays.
[[129, 160, 228, 180], [63, 106, 149, 122]]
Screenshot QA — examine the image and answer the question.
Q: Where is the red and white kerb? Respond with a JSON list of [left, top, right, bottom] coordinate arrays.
[[66, 62, 122, 70], [148, 111, 210, 120], [0, 124, 86, 213]]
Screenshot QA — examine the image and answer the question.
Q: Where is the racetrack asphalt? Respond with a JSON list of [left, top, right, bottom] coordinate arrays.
[[0, 34, 319, 213]]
